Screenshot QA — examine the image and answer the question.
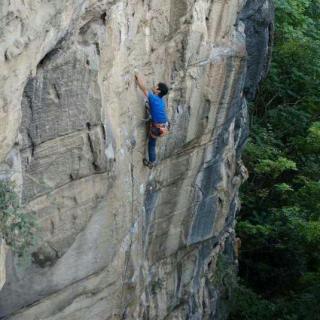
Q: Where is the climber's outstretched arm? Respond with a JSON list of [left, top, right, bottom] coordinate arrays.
[[135, 73, 148, 97]]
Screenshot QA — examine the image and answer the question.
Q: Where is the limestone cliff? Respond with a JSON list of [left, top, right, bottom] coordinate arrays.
[[0, 0, 273, 319]]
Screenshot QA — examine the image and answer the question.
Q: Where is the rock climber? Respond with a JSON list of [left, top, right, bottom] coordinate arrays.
[[135, 72, 169, 169]]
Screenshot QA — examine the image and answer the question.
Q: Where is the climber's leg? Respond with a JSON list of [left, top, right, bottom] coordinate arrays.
[[148, 136, 157, 163], [143, 124, 160, 169]]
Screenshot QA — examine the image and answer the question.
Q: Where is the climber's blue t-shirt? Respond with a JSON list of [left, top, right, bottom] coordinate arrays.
[[148, 91, 168, 124]]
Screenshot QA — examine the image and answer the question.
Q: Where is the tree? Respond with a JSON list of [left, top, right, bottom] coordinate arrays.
[[230, 1, 320, 319]]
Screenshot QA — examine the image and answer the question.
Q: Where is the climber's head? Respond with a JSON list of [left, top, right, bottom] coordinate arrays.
[[153, 82, 169, 98]]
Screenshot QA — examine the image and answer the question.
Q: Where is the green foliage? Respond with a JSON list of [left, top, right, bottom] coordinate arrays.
[[233, 0, 320, 319], [255, 157, 297, 178], [274, 183, 294, 192], [211, 253, 238, 292], [230, 283, 277, 320], [230, 279, 320, 320], [0, 180, 38, 258], [304, 122, 320, 152], [255, 0, 320, 114], [150, 278, 164, 295]]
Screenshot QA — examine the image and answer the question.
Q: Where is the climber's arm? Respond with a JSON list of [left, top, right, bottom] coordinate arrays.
[[135, 73, 148, 97]]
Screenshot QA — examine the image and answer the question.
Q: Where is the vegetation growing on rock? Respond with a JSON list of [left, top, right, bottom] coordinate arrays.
[[0, 180, 37, 259]]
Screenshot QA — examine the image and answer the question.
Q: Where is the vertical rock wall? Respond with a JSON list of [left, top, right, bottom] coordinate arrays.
[[0, 0, 273, 319], [0, 241, 6, 292], [240, 0, 274, 100]]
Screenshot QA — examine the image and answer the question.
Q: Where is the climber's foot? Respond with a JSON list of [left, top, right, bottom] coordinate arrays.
[[143, 158, 156, 169]]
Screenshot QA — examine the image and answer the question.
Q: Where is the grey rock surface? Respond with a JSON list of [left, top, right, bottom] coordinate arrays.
[[240, 0, 275, 100], [0, 240, 6, 291], [0, 0, 273, 319]]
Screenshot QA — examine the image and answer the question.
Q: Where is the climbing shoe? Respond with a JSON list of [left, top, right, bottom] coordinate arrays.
[[143, 158, 156, 169]]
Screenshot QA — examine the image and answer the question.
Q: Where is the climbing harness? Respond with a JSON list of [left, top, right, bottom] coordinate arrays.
[[149, 122, 170, 138]]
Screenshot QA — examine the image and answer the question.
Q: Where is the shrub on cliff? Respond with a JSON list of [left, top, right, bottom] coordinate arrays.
[[0, 180, 38, 259]]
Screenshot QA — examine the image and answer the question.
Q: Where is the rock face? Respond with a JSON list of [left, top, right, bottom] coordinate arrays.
[[0, 240, 7, 291], [0, 0, 273, 319], [240, 0, 274, 100]]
